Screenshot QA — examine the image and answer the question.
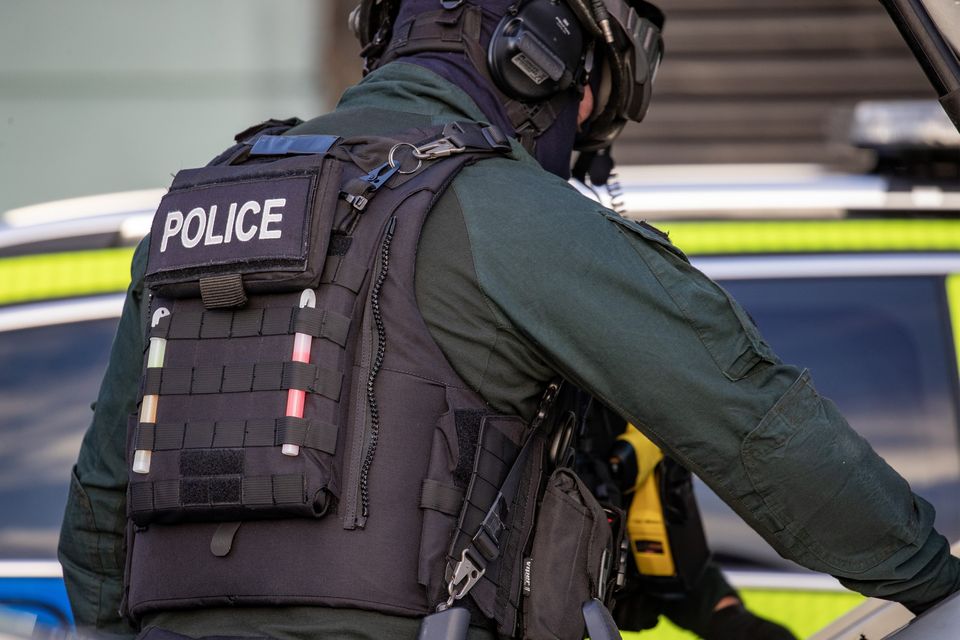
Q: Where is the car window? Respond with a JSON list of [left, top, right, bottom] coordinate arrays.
[[699, 275, 960, 564], [0, 318, 117, 559]]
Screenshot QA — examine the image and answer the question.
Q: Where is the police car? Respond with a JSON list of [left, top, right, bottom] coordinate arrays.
[[3, 108, 960, 639]]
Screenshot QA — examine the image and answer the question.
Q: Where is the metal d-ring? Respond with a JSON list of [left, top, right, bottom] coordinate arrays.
[[387, 142, 423, 175]]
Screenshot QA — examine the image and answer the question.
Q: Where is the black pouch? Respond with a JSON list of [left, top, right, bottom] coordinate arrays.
[[144, 148, 342, 301], [522, 468, 618, 640]]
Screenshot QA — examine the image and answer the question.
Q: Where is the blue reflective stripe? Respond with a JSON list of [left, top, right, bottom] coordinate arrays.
[[250, 135, 340, 156]]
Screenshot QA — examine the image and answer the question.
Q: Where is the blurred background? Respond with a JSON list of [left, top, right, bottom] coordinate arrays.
[[0, 0, 937, 214]]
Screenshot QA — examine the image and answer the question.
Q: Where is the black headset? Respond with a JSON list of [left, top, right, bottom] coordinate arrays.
[[487, 1, 589, 102]]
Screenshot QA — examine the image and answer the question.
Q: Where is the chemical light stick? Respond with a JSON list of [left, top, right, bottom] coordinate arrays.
[[133, 307, 170, 474], [283, 289, 316, 456]]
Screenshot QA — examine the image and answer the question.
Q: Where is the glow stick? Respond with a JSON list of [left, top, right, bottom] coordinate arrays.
[[133, 307, 170, 474], [283, 289, 316, 456]]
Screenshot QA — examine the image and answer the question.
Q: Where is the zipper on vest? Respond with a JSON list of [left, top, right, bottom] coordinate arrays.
[[347, 215, 397, 529]]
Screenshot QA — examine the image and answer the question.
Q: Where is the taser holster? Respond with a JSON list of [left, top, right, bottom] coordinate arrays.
[[122, 117, 621, 639]]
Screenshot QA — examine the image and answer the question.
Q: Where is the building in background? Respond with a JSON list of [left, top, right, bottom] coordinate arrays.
[[320, 0, 936, 169], [0, 0, 328, 215]]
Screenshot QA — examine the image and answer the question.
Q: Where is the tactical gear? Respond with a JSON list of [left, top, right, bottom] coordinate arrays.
[[122, 117, 620, 638], [349, 0, 664, 151]]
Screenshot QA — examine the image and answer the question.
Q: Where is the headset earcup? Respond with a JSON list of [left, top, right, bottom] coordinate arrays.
[[487, 1, 586, 102]]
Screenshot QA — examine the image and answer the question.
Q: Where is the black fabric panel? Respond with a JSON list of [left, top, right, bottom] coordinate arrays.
[[481, 424, 518, 466], [232, 309, 266, 337], [303, 419, 339, 454], [263, 307, 295, 335], [243, 477, 274, 505], [320, 257, 367, 293], [180, 449, 244, 477], [154, 480, 180, 510], [159, 367, 193, 395], [246, 419, 278, 447], [213, 420, 246, 448], [200, 310, 234, 339], [320, 311, 351, 346], [183, 422, 216, 449], [169, 312, 202, 340], [130, 482, 154, 512], [476, 451, 508, 487], [154, 423, 186, 450], [253, 362, 285, 391], [272, 474, 306, 504], [222, 363, 255, 393], [191, 366, 224, 394], [467, 475, 500, 513]]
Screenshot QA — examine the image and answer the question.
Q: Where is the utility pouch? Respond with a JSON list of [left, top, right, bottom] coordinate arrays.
[[522, 468, 619, 640], [144, 141, 342, 303]]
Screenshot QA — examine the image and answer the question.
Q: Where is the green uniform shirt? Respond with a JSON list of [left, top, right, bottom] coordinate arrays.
[[58, 62, 960, 639]]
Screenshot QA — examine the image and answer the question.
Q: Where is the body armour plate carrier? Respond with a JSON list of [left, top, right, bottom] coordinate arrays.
[[121, 120, 561, 635]]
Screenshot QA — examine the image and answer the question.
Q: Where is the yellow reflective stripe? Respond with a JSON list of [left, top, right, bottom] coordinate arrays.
[[625, 588, 863, 639], [655, 219, 960, 255], [0, 247, 135, 305], [946, 275, 960, 381]]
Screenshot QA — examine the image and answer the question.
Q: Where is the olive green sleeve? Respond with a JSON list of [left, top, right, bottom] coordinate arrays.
[[58, 237, 150, 637], [452, 162, 960, 613]]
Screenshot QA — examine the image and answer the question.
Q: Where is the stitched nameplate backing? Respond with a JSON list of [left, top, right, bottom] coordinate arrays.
[[147, 175, 315, 279]]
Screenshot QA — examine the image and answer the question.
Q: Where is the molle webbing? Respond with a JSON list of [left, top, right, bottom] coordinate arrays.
[[133, 417, 337, 454], [151, 306, 351, 345], [142, 361, 343, 399], [125, 121, 524, 624], [130, 473, 308, 515]]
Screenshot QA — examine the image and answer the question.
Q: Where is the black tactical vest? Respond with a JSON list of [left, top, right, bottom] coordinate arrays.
[[121, 120, 558, 635]]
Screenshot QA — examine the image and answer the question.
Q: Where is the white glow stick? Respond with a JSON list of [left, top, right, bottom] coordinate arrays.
[[133, 307, 170, 474]]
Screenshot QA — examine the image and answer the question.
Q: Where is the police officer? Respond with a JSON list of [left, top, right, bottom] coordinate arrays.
[[60, 1, 960, 639]]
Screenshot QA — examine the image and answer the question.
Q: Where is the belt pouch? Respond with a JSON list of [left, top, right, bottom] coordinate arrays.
[[522, 468, 613, 640]]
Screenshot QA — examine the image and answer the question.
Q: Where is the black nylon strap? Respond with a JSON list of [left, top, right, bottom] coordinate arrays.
[[129, 473, 307, 513], [152, 307, 349, 344], [143, 362, 343, 400], [420, 479, 465, 516], [294, 307, 351, 346], [135, 417, 338, 454], [200, 273, 248, 309]]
